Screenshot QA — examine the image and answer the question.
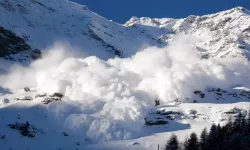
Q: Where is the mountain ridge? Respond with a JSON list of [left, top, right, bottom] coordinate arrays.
[[0, 0, 250, 61], [125, 6, 250, 59], [0, 1, 250, 150]]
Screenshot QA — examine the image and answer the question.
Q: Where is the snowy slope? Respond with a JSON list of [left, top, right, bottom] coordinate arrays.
[[0, 26, 41, 62], [0, 45, 250, 150], [1, 1, 250, 60], [0, 1, 250, 150], [0, 0, 161, 59], [125, 7, 250, 59]]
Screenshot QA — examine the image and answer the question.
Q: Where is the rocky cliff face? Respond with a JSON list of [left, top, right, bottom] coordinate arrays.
[[0, 26, 41, 62]]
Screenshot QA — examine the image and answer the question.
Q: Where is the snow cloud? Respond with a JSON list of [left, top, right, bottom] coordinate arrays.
[[0, 35, 250, 142]]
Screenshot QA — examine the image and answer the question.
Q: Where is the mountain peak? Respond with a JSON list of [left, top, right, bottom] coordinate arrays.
[[123, 7, 250, 59], [0, 2, 250, 149], [0, 1, 250, 60], [231, 6, 249, 13]]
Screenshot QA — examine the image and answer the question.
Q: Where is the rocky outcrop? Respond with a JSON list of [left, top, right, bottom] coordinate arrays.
[[0, 26, 41, 62], [145, 109, 184, 126], [8, 122, 38, 138], [35, 92, 63, 104]]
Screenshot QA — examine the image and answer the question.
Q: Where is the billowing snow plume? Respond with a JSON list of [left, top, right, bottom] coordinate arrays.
[[1, 35, 250, 142]]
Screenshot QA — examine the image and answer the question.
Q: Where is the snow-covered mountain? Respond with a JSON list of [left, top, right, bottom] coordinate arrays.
[[1, 0, 250, 60], [0, 0, 162, 59], [0, 0, 250, 150], [125, 6, 250, 59]]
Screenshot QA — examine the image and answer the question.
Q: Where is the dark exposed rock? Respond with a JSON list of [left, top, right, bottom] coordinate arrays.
[[8, 122, 37, 138], [0, 135, 5, 139], [30, 49, 42, 60], [37, 92, 63, 104], [0, 0, 15, 12], [187, 109, 198, 119], [146, 109, 184, 126], [220, 108, 249, 123], [145, 119, 168, 126], [30, 0, 56, 12], [223, 108, 241, 114], [132, 142, 140, 145], [193, 90, 202, 94], [49, 93, 63, 98], [216, 92, 222, 96], [205, 87, 250, 101], [155, 99, 160, 106], [0, 26, 41, 62], [160, 110, 183, 116], [188, 109, 198, 115], [145, 117, 168, 126], [193, 100, 198, 103], [216, 88, 222, 92], [41, 97, 61, 104], [62, 132, 69, 136], [193, 90, 205, 98], [24, 87, 30, 92], [199, 93, 205, 98], [0, 26, 30, 56]]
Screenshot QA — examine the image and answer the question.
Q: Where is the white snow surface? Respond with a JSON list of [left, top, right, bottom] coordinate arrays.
[[0, 36, 250, 149], [0, 0, 250, 150], [0, 0, 161, 59]]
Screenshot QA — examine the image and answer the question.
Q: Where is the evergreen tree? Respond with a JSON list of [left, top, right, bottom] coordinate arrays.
[[227, 132, 244, 150], [165, 134, 179, 150], [223, 117, 234, 149], [183, 132, 199, 150], [206, 124, 219, 150], [199, 128, 208, 150], [164, 114, 250, 150], [216, 124, 225, 150]]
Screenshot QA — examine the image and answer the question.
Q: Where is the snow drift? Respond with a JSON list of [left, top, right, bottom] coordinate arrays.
[[0, 35, 250, 142]]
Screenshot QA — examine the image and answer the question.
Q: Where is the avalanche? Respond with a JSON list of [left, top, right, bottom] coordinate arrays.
[[0, 36, 249, 145], [0, 0, 250, 149]]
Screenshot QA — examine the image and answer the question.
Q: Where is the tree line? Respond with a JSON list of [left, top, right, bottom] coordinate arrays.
[[164, 113, 250, 150]]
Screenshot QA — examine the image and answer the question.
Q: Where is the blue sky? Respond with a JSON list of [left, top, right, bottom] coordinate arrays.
[[72, 0, 250, 23]]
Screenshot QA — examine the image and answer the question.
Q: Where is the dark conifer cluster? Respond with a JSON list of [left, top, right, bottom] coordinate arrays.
[[164, 113, 250, 150]]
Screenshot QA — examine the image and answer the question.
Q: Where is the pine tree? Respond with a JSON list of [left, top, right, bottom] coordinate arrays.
[[183, 132, 199, 150], [199, 128, 208, 150], [223, 117, 234, 149], [164, 115, 250, 150], [228, 132, 244, 150], [224, 113, 246, 150], [165, 134, 179, 150], [207, 124, 218, 150], [216, 124, 225, 150]]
